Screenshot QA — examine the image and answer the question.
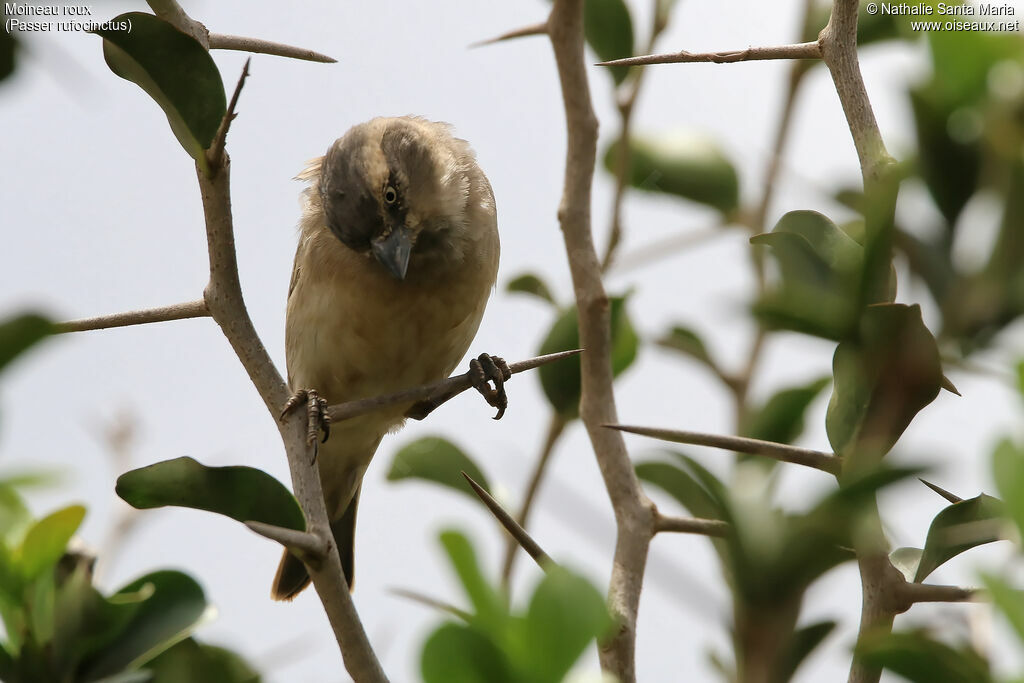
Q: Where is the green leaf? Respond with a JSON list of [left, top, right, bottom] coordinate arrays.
[[538, 296, 638, 418], [82, 570, 208, 679], [145, 638, 260, 683], [421, 623, 512, 683], [16, 505, 85, 581], [0, 16, 15, 82], [0, 484, 31, 546], [740, 377, 830, 446], [521, 566, 612, 682], [1015, 359, 1024, 398], [857, 630, 993, 683], [751, 210, 869, 340], [505, 273, 556, 306], [438, 530, 506, 633], [982, 573, 1024, 646], [584, 0, 634, 84], [604, 133, 740, 213], [778, 620, 836, 683], [889, 547, 923, 582], [914, 494, 1004, 582], [94, 13, 226, 163], [656, 325, 715, 369], [994, 438, 1024, 541], [387, 437, 490, 499], [826, 304, 943, 459], [0, 313, 54, 376], [115, 457, 305, 531], [635, 459, 722, 522]]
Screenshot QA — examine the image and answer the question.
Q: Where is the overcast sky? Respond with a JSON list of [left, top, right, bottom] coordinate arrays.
[[3, 1, 1023, 681]]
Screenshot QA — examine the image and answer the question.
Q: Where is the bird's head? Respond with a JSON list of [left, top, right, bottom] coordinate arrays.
[[318, 117, 475, 280]]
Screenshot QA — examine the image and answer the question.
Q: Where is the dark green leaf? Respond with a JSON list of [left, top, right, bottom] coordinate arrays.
[[994, 438, 1024, 543], [438, 530, 506, 633], [145, 638, 260, 683], [82, 570, 208, 679], [751, 211, 867, 340], [421, 623, 512, 683], [0, 16, 15, 82], [538, 296, 637, 418], [51, 565, 143, 678], [1015, 359, 1024, 398], [857, 630, 992, 683], [521, 566, 612, 682], [914, 494, 1004, 582], [94, 13, 226, 162], [505, 273, 556, 306], [778, 620, 836, 683], [656, 325, 715, 369], [604, 135, 739, 213], [584, 0, 634, 84], [826, 304, 943, 459], [0, 313, 54, 376], [388, 437, 490, 499], [16, 505, 85, 581], [116, 457, 305, 531], [740, 377, 830, 446], [909, 87, 982, 224]]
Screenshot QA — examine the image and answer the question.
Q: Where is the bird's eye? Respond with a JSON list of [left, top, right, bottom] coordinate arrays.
[[383, 186, 398, 205]]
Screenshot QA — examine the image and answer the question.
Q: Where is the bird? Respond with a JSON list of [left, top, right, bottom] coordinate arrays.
[[272, 116, 501, 601]]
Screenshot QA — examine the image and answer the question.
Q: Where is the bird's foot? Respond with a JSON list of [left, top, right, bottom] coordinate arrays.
[[470, 353, 511, 420], [280, 389, 331, 461]]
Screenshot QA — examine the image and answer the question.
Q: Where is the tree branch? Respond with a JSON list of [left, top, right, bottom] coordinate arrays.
[[463, 472, 554, 571], [56, 299, 209, 333], [597, 41, 822, 68], [655, 512, 729, 537], [207, 58, 249, 175], [388, 587, 472, 622], [606, 424, 842, 475], [547, 2, 655, 680], [325, 349, 582, 424], [897, 582, 976, 607], [208, 33, 337, 63]]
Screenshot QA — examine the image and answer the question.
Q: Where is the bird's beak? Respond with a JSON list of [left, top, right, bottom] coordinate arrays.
[[371, 225, 413, 280]]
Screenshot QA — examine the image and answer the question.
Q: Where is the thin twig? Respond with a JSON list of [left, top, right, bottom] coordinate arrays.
[[606, 424, 841, 475], [597, 41, 822, 68], [147, 0, 209, 47], [501, 413, 567, 584], [462, 472, 554, 571], [56, 299, 209, 333], [207, 58, 250, 173], [388, 587, 472, 622], [471, 21, 549, 48], [246, 521, 329, 558], [609, 224, 734, 274], [208, 33, 336, 63], [325, 349, 582, 424], [655, 512, 729, 537]]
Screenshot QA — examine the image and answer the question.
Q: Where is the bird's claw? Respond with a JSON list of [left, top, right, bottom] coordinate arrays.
[[280, 389, 332, 462], [470, 353, 511, 420]]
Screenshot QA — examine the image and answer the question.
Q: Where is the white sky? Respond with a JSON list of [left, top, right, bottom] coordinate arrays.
[[2, 1, 1023, 681]]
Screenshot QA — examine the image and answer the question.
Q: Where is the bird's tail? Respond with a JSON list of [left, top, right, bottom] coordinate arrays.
[[270, 486, 361, 601]]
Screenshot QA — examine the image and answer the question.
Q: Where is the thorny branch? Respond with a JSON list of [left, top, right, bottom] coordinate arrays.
[[547, 1, 655, 680]]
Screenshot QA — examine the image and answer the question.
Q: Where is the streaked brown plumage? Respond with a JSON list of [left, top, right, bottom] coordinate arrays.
[[272, 117, 499, 600]]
